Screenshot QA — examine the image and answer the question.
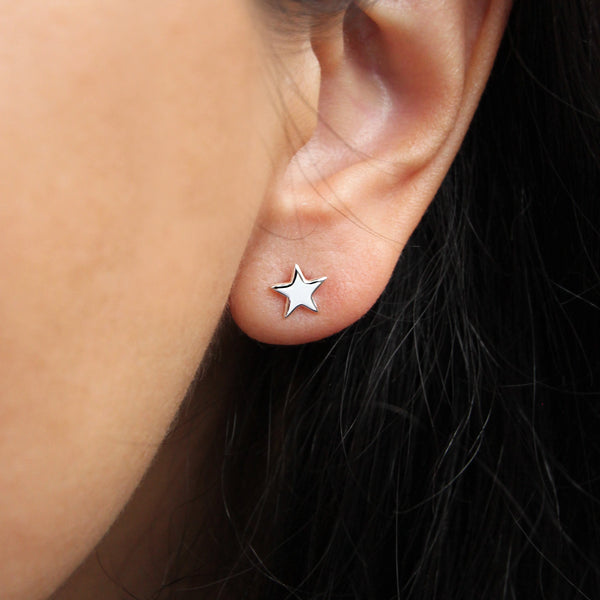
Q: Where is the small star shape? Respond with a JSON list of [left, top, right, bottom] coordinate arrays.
[[271, 264, 327, 318]]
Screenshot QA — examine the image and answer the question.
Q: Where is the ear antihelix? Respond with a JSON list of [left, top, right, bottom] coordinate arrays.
[[293, 0, 470, 197]]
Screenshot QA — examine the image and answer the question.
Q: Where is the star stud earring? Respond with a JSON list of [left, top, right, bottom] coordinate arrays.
[[271, 264, 327, 318]]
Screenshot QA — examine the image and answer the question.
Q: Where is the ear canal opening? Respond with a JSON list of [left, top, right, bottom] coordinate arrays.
[[342, 2, 382, 74]]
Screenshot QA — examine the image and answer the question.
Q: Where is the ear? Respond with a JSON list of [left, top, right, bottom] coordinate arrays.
[[230, 0, 511, 345]]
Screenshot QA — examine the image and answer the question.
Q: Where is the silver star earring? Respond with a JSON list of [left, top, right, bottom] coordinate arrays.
[[271, 264, 327, 318]]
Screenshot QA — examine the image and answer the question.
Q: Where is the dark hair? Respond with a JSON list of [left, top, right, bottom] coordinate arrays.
[[163, 1, 600, 598]]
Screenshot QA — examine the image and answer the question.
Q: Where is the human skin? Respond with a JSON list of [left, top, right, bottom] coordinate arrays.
[[0, 0, 512, 597], [0, 2, 302, 598]]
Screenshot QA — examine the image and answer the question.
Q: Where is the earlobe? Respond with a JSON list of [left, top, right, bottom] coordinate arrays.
[[230, 0, 512, 346]]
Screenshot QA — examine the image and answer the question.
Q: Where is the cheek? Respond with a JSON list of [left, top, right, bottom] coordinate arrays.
[[0, 2, 271, 405], [0, 1, 277, 598]]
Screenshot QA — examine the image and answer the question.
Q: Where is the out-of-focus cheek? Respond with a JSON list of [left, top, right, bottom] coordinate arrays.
[[0, 2, 276, 599]]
